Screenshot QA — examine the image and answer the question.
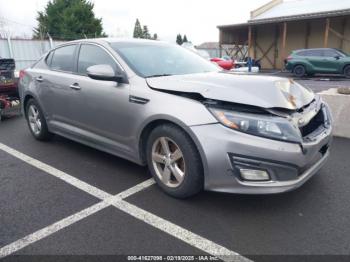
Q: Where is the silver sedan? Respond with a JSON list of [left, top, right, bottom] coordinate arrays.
[[19, 39, 332, 198]]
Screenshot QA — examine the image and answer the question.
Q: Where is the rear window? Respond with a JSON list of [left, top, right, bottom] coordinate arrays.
[[296, 50, 309, 56], [51, 45, 76, 72], [296, 50, 323, 57]]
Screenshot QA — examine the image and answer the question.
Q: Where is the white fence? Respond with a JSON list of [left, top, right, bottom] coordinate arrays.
[[0, 38, 66, 70]]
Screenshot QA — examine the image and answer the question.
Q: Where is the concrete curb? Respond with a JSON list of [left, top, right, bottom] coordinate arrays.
[[319, 88, 350, 139]]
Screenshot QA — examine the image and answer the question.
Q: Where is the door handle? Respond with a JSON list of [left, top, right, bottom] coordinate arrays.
[[69, 83, 81, 90], [36, 76, 43, 82]]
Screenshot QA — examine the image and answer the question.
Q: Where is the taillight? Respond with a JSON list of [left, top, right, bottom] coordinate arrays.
[[286, 56, 292, 61], [19, 70, 26, 80]]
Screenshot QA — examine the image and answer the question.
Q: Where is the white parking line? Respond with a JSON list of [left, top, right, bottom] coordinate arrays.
[[0, 143, 251, 262], [0, 177, 155, 259], [0, 143, 111, 200], [112, 199, 252, 262], [0, 201, 110, 258]]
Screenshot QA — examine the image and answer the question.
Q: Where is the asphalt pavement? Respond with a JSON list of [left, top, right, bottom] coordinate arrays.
[[0, 116, 350, 262]]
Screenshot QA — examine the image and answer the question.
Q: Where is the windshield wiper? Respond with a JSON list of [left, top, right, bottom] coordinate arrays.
[[146, 74, 173, 78]]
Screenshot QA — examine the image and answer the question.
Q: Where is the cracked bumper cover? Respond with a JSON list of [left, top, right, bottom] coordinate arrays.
[[190, 123, 332, 194]]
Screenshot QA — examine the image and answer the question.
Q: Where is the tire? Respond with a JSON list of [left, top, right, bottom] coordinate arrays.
[[293, 65, 306, 78], [25, 99, 53, 141], [146, 124, 203, 198], [343, 65, 350, 78]]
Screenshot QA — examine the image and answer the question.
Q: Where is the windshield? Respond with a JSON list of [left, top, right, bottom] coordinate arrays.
[[335, 49, 349, 57], [110, 42, 219, 77]]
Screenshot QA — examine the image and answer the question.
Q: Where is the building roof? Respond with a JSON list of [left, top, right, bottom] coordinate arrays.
[[250, 0, 350, 23], [218, 0, 350, 28], [196, 42, 220, 49]]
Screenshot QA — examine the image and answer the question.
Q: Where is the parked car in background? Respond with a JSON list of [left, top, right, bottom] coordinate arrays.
[[181, 42, 211, 60], [210, 57, 234, 70], [0, 58, 18, 97], [285, 48, 350, 78], [196, 49, 211, 60], [20, 39, 332, 198]]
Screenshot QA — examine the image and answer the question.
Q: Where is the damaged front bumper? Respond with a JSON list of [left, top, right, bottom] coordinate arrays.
[[190, 104, 332, 194]]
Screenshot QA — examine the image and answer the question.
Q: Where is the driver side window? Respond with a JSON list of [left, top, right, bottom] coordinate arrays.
[[78, 44, 117, 75]]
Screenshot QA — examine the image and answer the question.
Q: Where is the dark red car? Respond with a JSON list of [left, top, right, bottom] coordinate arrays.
[[210, 57, 234, 70], [0, 58, 18, 97]]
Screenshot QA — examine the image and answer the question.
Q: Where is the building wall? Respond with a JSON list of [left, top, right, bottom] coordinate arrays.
[[253, 23, 279, 69], [254, 16, 350, 69], [220, 15, 350, 70]]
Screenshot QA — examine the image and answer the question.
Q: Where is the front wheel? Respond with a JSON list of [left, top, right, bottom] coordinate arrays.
[[146, 124, 203, 198], [25, 99, 53, 141]]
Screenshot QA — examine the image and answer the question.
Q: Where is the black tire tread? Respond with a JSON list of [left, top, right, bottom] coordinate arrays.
[[293, 65, 306, 78], [25, 98, 53, 141], [146, 124, 203, 198]]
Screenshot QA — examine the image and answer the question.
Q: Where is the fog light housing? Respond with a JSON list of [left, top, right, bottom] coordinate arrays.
[[239, 169, 270, 181]]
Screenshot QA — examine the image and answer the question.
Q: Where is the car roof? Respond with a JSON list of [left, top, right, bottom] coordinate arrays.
[[293, 48, 336, 52], [66, 38, 167, 46]]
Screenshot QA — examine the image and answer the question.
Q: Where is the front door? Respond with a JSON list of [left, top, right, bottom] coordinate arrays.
[[68, 43, 133, 154]]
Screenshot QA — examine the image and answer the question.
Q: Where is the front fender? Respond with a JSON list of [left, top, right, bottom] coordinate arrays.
[[135, 114, 210, 173]]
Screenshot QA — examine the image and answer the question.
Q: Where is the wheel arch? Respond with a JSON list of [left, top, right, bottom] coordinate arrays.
[[22, 92, 47, 118], [137, 118, 208, 175], [342, 63, 350, 73], [23, 93, 35, 116], [293, 63, 307, 70]]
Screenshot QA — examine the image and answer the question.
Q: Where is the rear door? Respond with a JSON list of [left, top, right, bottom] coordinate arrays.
[[42, 44, 79, 126], [305, 49, 327, 72]]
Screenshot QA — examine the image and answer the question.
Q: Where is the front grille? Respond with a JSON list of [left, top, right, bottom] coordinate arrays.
[[300, 108, 325, 137]]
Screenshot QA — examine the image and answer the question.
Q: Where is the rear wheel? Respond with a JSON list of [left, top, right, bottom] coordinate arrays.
[[146, 124, 203, 198], [25, 99, 53, 141], [293, 65, 306, 78], [343, 65, 350, 78]]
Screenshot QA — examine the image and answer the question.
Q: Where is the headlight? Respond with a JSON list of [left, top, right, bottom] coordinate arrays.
[[208, 107, 302, 143]]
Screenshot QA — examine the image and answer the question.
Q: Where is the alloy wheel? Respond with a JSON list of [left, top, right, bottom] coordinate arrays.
[[151, 137, 185, 188], [294, 66, 305, 77], [28, 104, 42, 136]]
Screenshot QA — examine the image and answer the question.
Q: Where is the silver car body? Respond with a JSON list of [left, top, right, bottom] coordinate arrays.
[[19, 38, 332, 194]]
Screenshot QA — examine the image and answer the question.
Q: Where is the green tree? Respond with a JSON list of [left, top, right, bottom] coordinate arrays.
[[176, 34, 183, 45], [183, 34, 188, 43], [133, 18, 143, 38], [34, 0, 106, 40], [133, 19, 158, 40], [142, 25, 151, 39]]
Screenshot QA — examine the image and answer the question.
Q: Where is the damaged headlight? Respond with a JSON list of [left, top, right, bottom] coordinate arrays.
[[208, 107, 302, 143]]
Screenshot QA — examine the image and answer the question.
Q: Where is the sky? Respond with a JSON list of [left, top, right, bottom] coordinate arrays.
[[0, 0, 268, 45]]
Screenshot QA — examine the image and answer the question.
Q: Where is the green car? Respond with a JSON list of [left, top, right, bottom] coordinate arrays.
[[285, 48, 350, 78]]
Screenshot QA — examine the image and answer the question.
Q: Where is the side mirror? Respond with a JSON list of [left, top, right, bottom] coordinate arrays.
[[334, 55, 341, 60], [87, 64, 127, 83]]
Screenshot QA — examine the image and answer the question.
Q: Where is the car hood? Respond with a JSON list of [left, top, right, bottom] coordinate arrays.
[[146, 72, 315, 110]]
